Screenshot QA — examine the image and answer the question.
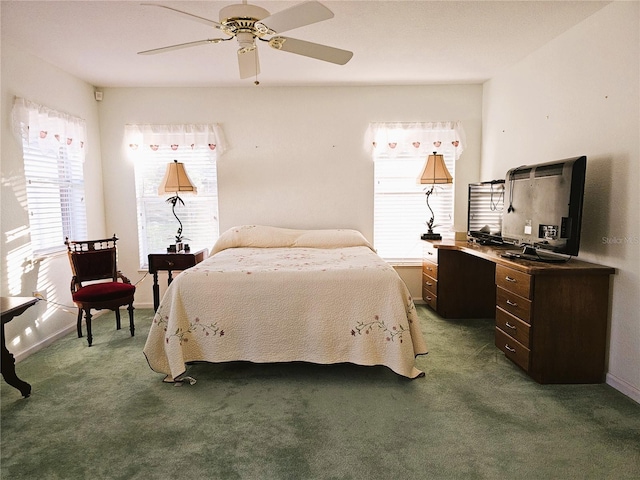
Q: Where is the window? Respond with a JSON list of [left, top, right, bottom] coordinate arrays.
[[125, 124, 225, 268], [367, 122, 465, 263], [12, 98, 87, 255], [374, 150, 455, 262]]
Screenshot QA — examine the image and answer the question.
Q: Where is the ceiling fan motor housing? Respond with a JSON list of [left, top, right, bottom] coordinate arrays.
[[219, 4, 269, 24], [220, 3, 270, 51]]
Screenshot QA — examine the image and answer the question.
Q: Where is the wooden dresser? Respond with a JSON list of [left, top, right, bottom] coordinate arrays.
[[422, 240, 614, 384]]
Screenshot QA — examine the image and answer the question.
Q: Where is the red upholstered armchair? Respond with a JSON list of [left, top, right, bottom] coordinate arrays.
[[65, 235, 135, 346]]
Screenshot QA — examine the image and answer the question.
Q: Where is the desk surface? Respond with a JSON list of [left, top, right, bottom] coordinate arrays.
[[427, 240, 615, 275]]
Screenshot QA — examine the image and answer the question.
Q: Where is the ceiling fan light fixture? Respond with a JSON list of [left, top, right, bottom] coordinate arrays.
[[237, 31, 256, 53]]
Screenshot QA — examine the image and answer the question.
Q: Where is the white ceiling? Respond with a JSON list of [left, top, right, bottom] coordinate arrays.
[[1, 0, 611, 88]]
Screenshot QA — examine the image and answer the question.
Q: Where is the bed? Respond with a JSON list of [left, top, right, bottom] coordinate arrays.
[[143, 225, 428, 381]]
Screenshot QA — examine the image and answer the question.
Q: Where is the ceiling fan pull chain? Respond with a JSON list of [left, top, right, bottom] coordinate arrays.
[[254, 42, 260, 86]]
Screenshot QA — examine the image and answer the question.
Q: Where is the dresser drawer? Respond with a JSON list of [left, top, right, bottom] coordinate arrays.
[[496, 327, 530, 371], [422, 261, 438, 279], [423, 243, 438, 264], [496, 307, 531, 348], [422, 272, 437, 296], [496, 287, 532, 323], [148, 252, 202, 273], [496, 265, 533, 299], [423, 289, 437, 310]]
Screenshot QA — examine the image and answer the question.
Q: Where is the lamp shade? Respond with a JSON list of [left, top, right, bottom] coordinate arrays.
[[418, 152, 453, 185], [158, 160, 197, 195]]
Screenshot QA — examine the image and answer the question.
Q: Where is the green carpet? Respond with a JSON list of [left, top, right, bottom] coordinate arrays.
[[2, 306, 639, 479]]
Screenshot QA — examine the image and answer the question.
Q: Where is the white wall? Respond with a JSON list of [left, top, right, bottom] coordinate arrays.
[[482, 1, 640, 402], [1, 43, 107, 358], [98, 85, 483, 305]]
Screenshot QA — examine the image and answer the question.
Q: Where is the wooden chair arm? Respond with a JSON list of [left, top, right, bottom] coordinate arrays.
[[117, 271, 132, 285], [70, 276, 81, 294]]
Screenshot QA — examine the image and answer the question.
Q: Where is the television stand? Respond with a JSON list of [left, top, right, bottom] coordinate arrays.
[[422, 240, 614, 384]]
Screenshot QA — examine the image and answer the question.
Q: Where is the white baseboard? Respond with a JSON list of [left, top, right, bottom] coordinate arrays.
[[606, 373, 640, 404], [14, 309, 109, 362], [14, 322, 78, 363]]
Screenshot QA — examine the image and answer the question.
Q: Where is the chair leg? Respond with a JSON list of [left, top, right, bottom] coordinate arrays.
[[76, 309, 83, 338], [115, 309, 122, 330], [128, 304, 135, 337], [84, 309, 93, 347]]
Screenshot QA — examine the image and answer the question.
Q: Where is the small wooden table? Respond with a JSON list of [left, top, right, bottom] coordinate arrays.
[[148, 249, 208, 311], [1, 296, 38, 398]]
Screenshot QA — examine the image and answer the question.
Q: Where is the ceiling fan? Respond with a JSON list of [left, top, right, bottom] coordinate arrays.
[[137, 1, 353, 82]]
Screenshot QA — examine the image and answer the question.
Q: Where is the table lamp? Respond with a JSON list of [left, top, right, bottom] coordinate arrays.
[[418, 151, 453, 240], [158, 160, 197, 252]]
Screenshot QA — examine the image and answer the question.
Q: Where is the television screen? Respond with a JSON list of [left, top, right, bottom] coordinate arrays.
[[467, 180, 505, 245], [502, 156, 586, 258]]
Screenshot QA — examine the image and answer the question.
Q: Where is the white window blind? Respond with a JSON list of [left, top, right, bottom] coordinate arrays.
[[12, 98, 87, 255], [467, 181, 505, 236], [374, 151, 455, 262], [131, 145, 219, 268]]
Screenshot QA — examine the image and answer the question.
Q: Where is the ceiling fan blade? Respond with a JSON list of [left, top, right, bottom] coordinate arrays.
[[141, 3, 224, 30], [256, 1, 333, 35], [268, 37, 353, 65], [138, 39, 223, 55], [238, 48, 260, 79]]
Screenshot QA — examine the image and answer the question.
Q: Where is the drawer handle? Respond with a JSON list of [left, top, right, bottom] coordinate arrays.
[[166, 261, 174, 267], [425, 281, 433, 287], [426, 296, 432, 301], [506, 299, 518, 307], [505, 344, 516, 353], [505, 322, 517, 330], [505, 276, 517, 283], [426, 267, 433, 271]]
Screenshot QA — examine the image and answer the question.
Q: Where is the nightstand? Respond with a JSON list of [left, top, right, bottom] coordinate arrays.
[[148, 249, 208, 311]]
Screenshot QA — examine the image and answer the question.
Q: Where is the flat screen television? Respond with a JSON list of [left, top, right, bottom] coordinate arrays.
[[467, 180, 505, 245], [501, 155, 586, 261]]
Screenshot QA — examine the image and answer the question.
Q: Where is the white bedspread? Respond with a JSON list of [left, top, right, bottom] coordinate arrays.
[[143, 226, 428, 380]]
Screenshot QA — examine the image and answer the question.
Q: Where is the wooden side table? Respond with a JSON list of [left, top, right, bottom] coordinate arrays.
[[1, 296, 38, 398], [148, 249, 208, 311]]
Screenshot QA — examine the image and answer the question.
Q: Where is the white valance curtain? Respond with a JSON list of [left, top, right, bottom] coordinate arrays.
[[124, 124, 227, 154], [12, 97, 87, 154], [365, 121, 466, 160]]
